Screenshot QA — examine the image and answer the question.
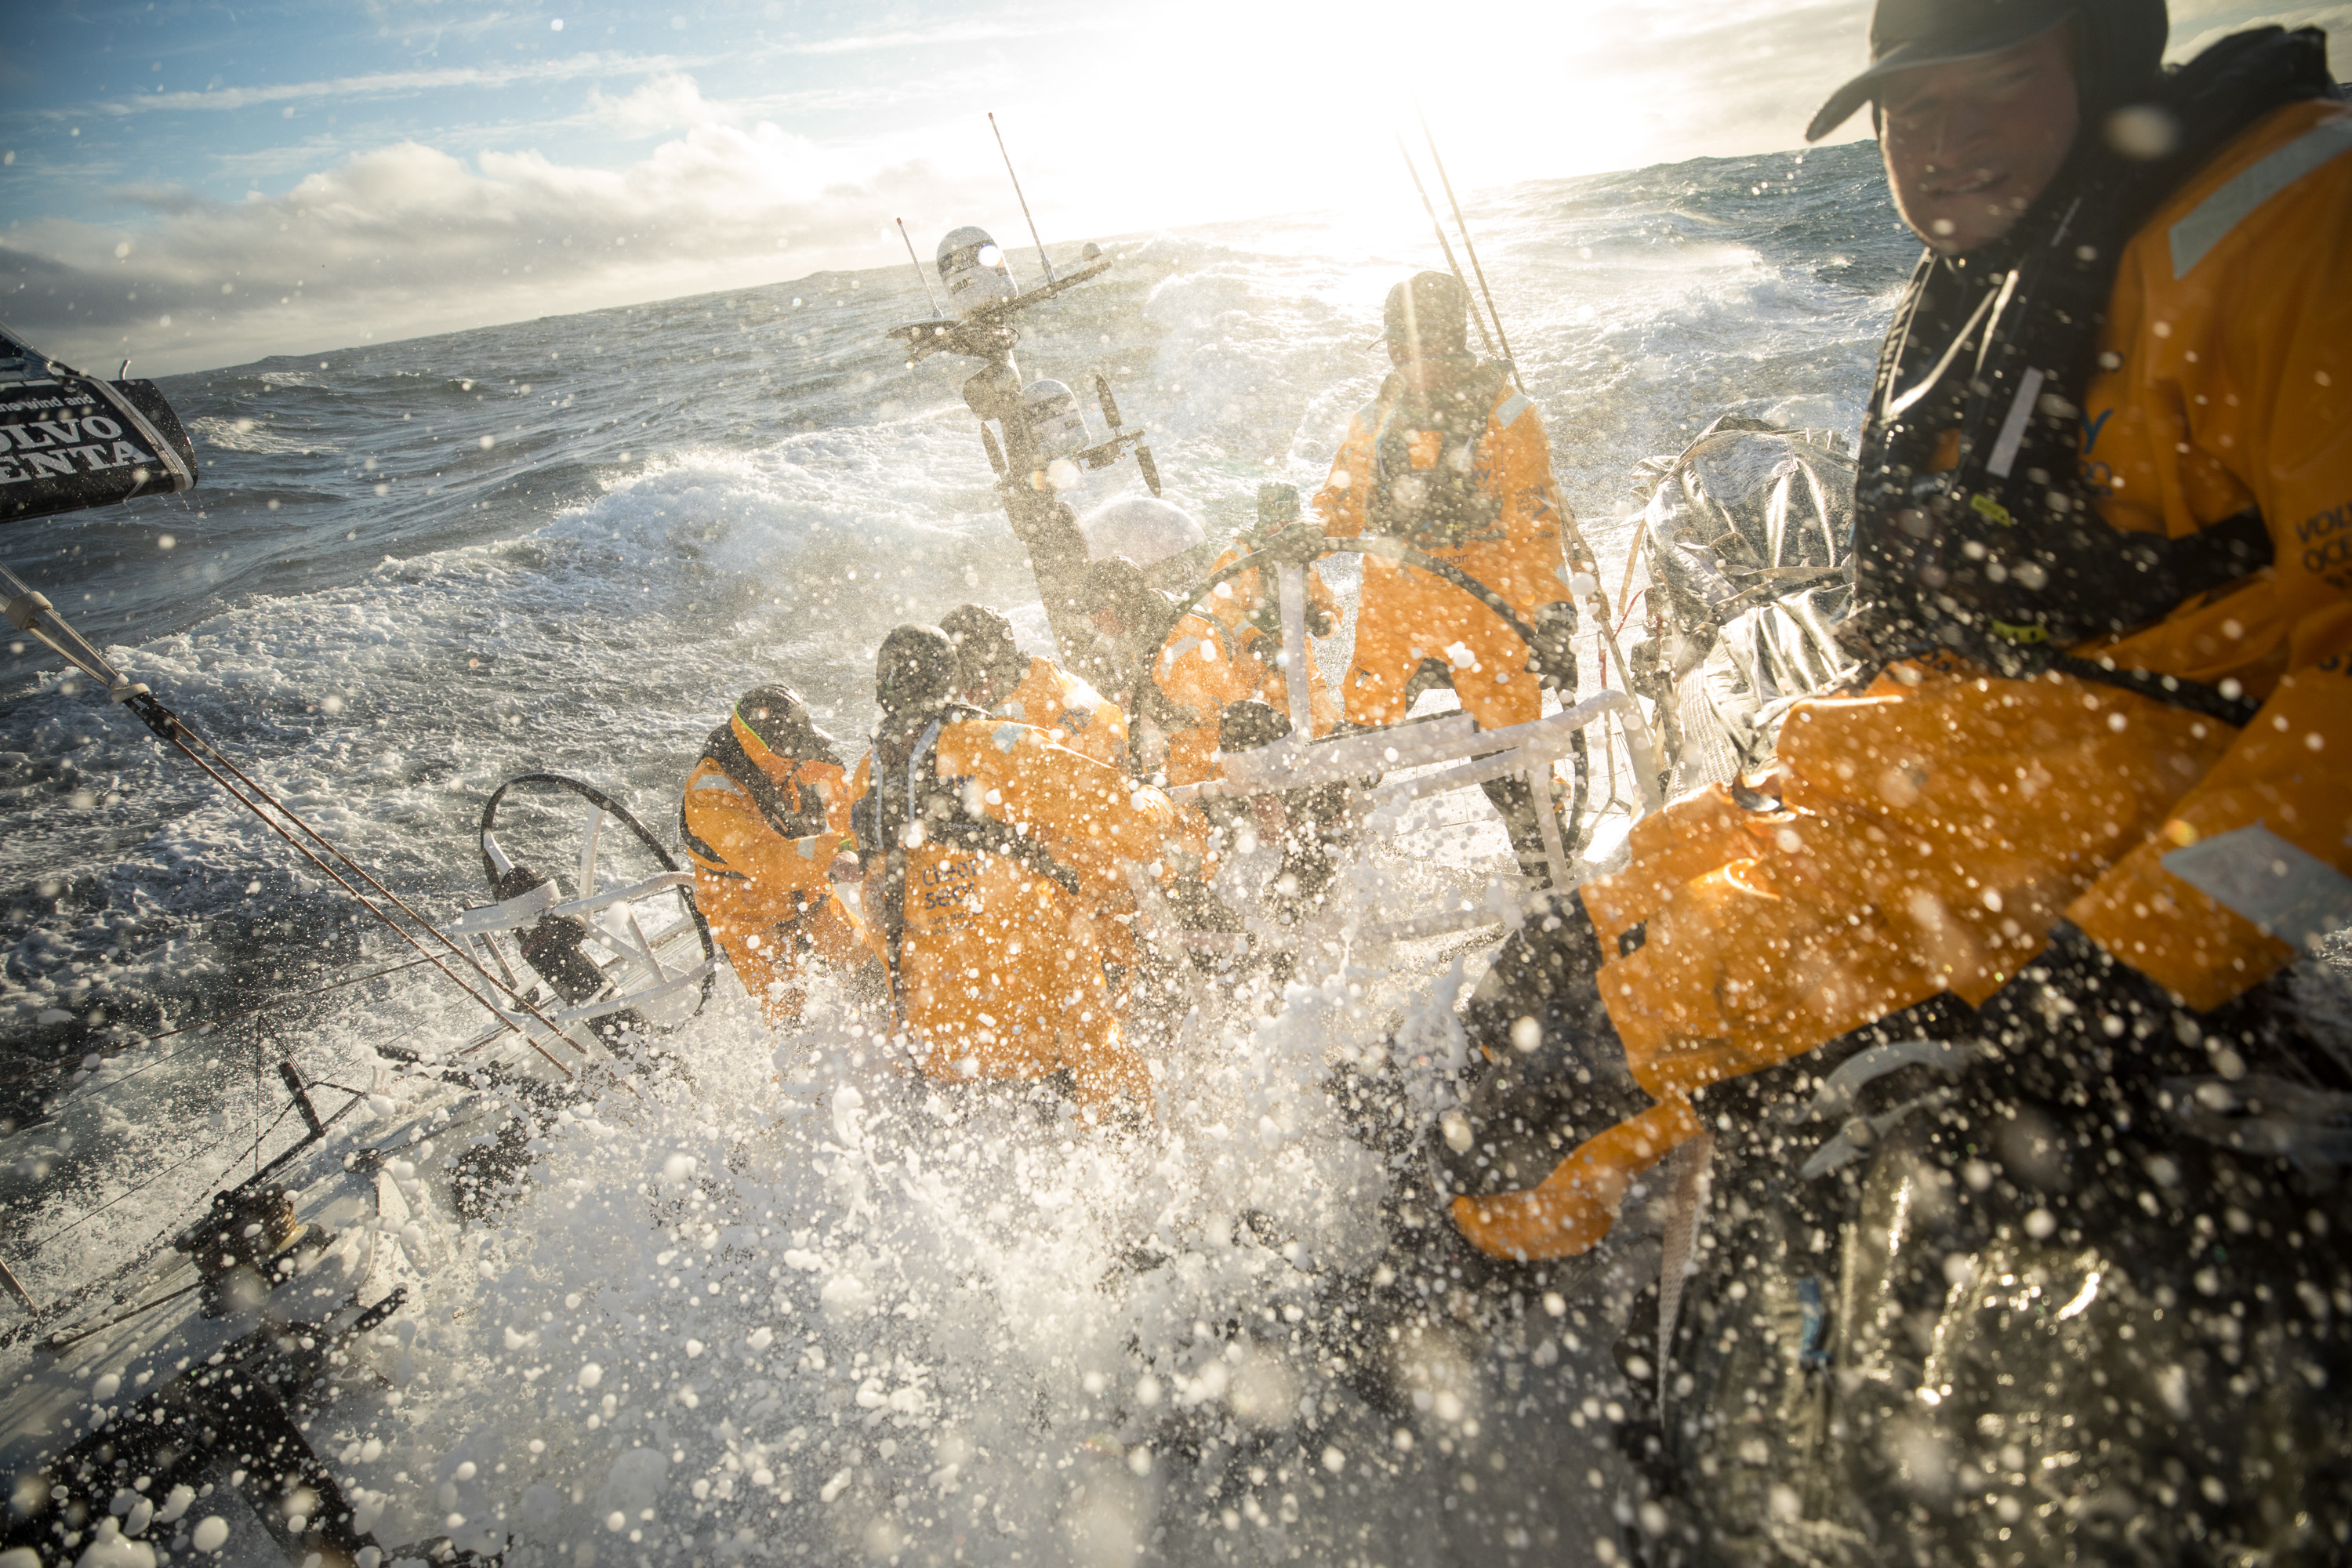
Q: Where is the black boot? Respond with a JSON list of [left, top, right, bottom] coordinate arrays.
[[1436, 895, 1654, 1196]]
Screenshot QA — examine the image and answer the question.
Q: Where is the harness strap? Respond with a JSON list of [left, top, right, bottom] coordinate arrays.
[[1367, 361, 1510, 550], [700, 720, 826, 841], [2046, 655, 2260, 727], [925, 816, 1085, 897], [865, 712, 1087, 1013]]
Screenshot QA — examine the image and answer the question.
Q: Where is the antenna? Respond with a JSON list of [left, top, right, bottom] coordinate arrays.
[[1396, 136, 1498, 359], [1419, 107, 1522, 390], [989, 112, 1057, 285], [896, 218, 947, 319]]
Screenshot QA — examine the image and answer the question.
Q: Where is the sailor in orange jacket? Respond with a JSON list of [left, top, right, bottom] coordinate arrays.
[[1431, 10, 2352, 1552], [939, 602, 1129, 771], [942, 599, 1156, 987], [1073, 555, 1236, 789], [1200, 481, 1341, 738], [678, 685, 874, 1026], [851, 624, 1190, 1117], [1313, 272, 1584, 880], [1449, 10, 2350, 1269]]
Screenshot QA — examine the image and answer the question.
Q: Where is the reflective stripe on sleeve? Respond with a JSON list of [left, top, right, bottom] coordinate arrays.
[[2161, 822, 2352, 953], [1495, 392, 1532, 429], [2169, 118, 2352, 278]]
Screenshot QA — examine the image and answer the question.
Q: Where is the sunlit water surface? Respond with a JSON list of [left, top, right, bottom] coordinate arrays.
[[3, 143, 1933, 1565]]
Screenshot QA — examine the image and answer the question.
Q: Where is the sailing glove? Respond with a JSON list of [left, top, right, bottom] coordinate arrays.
[[1526, 600, 1580, 691]]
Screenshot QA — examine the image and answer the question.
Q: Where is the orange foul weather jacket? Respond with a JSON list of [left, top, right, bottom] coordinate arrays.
[[1204, 536, 1341, 729], [1313, 358, 1573, 732], [1455, 99, 2352, 1262], [680, 728, 873, 1028], [852, 712, 1195, 1114], [990, 654, 1128, 771], [1149, 588, 1340, 788]]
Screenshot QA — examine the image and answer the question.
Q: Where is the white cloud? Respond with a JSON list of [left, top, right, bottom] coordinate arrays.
[[775, 19, 1098, 56], [2, 100, 961, 374], [590, 72, 725, 136], [56, 15, 1085, 122], [64, 51, 699, 118]]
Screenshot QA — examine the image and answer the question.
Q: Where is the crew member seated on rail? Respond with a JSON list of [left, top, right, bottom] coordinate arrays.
[[1312, 271, 1583, 882], [851, 623, 1189, 1118], [1200, 481, 1342, 738], [1439, 3, 2352, 1557], [940, 601, 1129, 770], [679, 685, 874, 1026], [1084, 555, 1265, 790]]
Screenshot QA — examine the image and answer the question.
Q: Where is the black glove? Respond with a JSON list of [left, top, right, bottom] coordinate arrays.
[[1526, 600, 1580, 691]]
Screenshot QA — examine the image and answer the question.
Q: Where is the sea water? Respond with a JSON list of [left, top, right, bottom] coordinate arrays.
[[2, 143, 1916, 1565]]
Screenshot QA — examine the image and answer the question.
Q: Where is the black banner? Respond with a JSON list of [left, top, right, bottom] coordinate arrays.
[[1, 328, 198, 528]]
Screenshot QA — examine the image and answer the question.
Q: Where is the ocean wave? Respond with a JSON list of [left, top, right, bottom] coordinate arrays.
[[187, 413, 336, 456]]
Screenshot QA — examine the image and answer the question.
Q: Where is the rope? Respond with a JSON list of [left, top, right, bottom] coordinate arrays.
[[1613, 587, 1649, 640], [34, 1279, 202, 1352]]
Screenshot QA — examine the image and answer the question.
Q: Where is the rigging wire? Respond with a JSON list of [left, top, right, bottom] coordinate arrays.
[[2, 955, 440, 1100], [1403, 112, 1665, 793], [1417, 107, 1522, 389], [123, 694, 579, 1076], [12, 1097, 296, 1258], [2, 568, 585, 1076], [1394, 136, 1499, 360], [2, 1091, 313, 1345]]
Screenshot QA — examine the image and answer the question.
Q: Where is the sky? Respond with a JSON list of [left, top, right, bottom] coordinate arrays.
[[3, 0, 2343, 374]]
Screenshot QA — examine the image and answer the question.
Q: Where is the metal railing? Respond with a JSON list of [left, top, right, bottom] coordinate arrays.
[[1140, 538, 1665, 950]]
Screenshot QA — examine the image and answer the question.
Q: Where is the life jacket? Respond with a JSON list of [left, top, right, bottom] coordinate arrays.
[[677, 717, 833, 872], [1845, 27, 2331, 681], [1363, 357, 1512, 550], [851, 709, 1084, 984], [994, 655, 1127, 768]]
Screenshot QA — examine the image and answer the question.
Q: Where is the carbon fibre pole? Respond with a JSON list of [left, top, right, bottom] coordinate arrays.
[[989, 113, 1057, 285], [897, 219, 946, 318], [1396, 136, 1499, 359], [1419, 107, 1523, 391]]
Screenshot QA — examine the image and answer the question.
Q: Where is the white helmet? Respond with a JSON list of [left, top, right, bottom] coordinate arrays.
[[937, 226, 1016, 318], [1078, 495, 1203, 568], [1022, 379, 1090, 463]]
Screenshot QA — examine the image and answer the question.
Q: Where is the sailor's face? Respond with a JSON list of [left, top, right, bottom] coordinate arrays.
[[1879, 27, 2080, 254]]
